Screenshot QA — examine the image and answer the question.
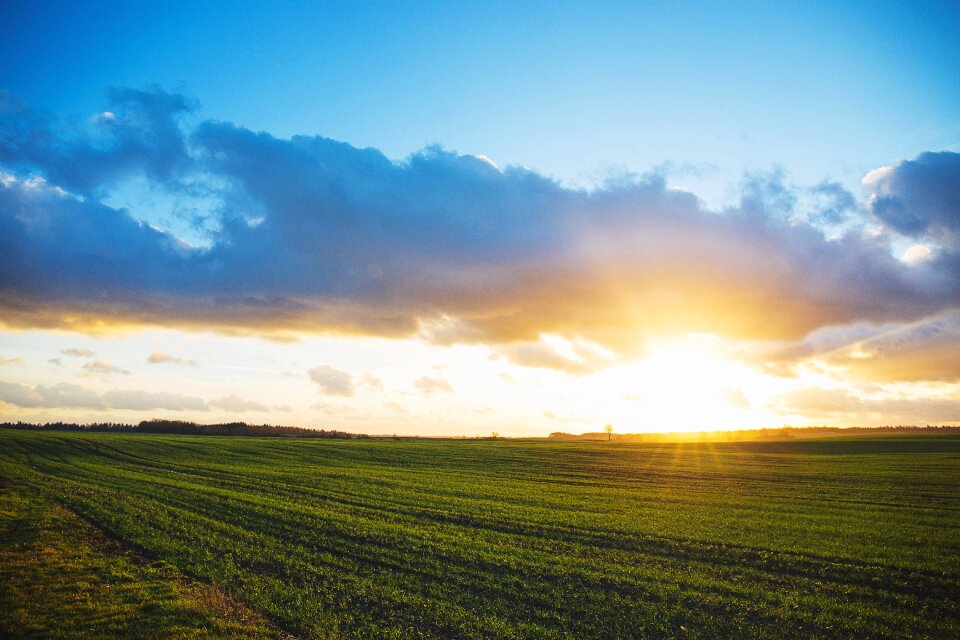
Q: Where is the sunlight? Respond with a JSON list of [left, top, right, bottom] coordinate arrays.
[[606, 335, 779, 432]]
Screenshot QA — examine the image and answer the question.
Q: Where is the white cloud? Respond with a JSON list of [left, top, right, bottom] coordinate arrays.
[[901, 244, 932, 264], [772, 386, 960, 424], [0, 381, 105, 409], [497, 336, 616, 375], [102, 389, 208, 411], [721, 388, 751, 409], [0, 380, 210, 412], [861, 165, 894, 190], [83, 359, 130, 377], [308, 365, 354, 396], [361, 372, 385, 391], [62, 348, 95, 358], [147, 351, 197, 366], [209, 394, 269, 412], [415, 376, 454, 395]]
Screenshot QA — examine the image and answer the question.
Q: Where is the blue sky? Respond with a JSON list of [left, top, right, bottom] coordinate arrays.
[[1, 1, 959, 433], [3, 1, 958, 199]]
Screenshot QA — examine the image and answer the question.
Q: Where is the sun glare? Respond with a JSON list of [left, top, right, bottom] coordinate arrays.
[[604, 336, 778, 433]]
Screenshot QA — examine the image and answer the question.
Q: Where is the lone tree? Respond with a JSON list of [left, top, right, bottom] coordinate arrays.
[[605, 423, 614, 441]]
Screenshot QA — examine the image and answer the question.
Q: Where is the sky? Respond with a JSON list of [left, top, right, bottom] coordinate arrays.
[[1, 1, 959, 435]]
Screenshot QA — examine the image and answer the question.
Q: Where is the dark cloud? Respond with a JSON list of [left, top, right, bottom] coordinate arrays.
[[0, 87, 193, 195], [865, 151, 960, 243], [1, 88, 959, 375], [806, 181, 858, 226], [308, 365, 354, 396]]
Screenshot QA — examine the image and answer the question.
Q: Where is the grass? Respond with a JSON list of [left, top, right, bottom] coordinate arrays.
[[0, 429, 958, 639], [0, 477, 283, 639]]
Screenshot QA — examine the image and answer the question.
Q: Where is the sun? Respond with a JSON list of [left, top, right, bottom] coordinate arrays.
[[600, 335, 780, 433]]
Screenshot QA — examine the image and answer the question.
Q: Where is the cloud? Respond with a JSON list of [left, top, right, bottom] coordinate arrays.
[[757, 310, 960, 383], [147, 350, 197, 366], [101, 389, 208, 411], [62, 348, 95, 357], [310, 401, 353, 415], [0, 381, 105, 409], [772, 386, 960, 424], [0, 356, 24, 366], [209, 394, 269, 412], [308, 365, 354, 396], [821, 312, 960, 382], [82, 359, 130, 376], [721, 388, 751, 409], [864, 151, 960, 244], [0, 87, 193, 195], [415, 376, 454, 395], [496, 337, 615, 375], [0, 380, 210, 412], [361, 372, 385, 391], [804, 181, 858, 226], [384, 401, 407, 414], [42, 383, 108, 409], [901, 245, 932, 264], [776, 387, 864, 416], [1, 88, 959, 376]]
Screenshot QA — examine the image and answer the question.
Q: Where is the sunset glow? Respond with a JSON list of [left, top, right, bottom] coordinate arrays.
[[1, 2, 958, 434]]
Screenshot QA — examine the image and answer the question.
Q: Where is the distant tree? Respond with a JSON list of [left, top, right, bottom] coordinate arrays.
[[605, 423, 614, 441]]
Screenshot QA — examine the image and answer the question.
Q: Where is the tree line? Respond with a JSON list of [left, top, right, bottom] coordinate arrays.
[[549, 425, 960, 442], [0, 419, 368, 439]]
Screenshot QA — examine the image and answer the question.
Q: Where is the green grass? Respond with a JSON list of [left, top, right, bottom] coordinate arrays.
[[0, 478, 283, 639], [1, 430, 958, 639]]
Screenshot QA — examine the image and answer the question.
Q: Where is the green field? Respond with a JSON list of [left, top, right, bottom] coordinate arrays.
[[1, 430, 958, 639]]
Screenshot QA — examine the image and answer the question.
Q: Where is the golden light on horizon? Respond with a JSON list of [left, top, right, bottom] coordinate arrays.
[[597, 335, 785, 433]]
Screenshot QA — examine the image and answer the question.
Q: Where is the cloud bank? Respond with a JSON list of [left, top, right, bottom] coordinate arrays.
[[0, 380, 271, 413], [772, 386, 960, 424], [1, 88, 958, 379]]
